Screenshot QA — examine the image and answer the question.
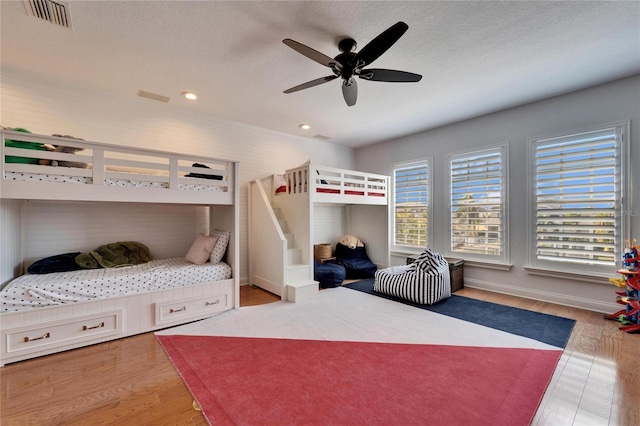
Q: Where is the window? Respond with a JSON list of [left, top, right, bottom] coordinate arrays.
[[392, 159, 432, 250], [529, 123, 627, 274], [448, 145, 507, 261]]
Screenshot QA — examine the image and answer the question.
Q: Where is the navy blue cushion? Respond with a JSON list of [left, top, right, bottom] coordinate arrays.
[[334, 243, 377, 279], [314, 260, 346, 288], [28, 252, 83, 274]]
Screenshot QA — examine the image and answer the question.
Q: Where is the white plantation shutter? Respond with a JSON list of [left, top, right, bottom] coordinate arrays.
[[450, 147, 505, 257], [393, 160, 431, 248], [533, 127, 621, 267]]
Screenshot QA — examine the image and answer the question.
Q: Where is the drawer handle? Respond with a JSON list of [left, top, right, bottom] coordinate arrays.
[[24, 332, 51, 343], [83, 322, 105, 331], [206, 300, 220, 306], [169, 306, 186, 313]]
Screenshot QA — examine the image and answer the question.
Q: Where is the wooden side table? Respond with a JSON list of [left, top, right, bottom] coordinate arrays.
[[406, 255, 464, 292]]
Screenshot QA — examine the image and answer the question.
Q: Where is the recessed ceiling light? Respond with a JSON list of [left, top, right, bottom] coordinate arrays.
[[181, 92, 198, 100], [299, 124, 311, 130]]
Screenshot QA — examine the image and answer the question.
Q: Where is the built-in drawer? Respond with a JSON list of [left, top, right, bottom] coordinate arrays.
[[5, 310, 123, 356], [155, 293, 229, 326]]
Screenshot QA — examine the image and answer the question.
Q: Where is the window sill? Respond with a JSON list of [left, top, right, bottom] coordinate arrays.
[[462, 259, 512, 271], [523, 266, 611, 285], [391, 250, 422, 258], [391, 251, 512, 271]]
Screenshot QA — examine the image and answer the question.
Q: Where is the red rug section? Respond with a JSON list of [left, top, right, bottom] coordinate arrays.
[[157, 335, 561, 426]]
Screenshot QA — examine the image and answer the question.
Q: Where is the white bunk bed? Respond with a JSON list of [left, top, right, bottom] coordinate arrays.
[[0, 130, 240, 366], [249, 163, 389, 301]]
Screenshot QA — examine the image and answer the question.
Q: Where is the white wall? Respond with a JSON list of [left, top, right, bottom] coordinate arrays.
[[313, 205, 349, 247], [0, 71, 354, 284], [355, 75, 640, 312], [21, 201, 209, 262]]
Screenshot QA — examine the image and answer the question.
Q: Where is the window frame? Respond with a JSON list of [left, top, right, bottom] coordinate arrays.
[[446, 143, 509, 263], [526, 121, 630, 277], [390, 157, 433, 253]]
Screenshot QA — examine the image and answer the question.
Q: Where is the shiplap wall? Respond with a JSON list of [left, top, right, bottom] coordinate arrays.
[[313, 205, 348, 247], [0, 71, 354, 284], [21, 201, 209, 262]]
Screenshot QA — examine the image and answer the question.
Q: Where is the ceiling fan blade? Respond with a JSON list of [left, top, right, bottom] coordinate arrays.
[[283, 75, 338, 94], [354, 22, 409, 67], [283, 39, 342, 71], [359, 68, 422, 82], [342, 78, 357, 106]]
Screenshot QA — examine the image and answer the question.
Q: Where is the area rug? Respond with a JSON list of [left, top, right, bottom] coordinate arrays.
[[344, 278, 575, 348], [156, 287, 575, 425]]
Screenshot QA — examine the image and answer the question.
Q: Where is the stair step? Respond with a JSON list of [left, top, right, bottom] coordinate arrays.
[[286, 279, 319, 302], [288, 248, 302, 265], [278, 219, 289, 233], [284, 233, 294, 249], [287, 263, 311, 283]]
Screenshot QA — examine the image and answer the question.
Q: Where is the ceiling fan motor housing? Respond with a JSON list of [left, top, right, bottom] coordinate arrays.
[[338, 38, 357, 53], [334, 52, 357, 79]]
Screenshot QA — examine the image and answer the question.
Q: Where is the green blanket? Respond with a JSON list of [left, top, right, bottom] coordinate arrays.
[[76, 241, 153, 269]]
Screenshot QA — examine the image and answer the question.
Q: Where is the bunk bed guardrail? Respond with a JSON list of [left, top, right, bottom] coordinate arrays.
[[282, 164, 388, 204], [1, 130, 235, 203]]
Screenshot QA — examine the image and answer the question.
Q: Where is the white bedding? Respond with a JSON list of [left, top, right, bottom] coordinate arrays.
[[4, 172, 223, 192], [1, 257, 232, 313]]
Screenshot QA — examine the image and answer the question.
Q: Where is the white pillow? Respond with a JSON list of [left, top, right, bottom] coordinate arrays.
[[185, 234, 218, 265], [209, 229, 231, 264]]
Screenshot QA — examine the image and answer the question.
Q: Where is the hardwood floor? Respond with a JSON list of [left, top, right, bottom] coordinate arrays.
[[1, 285, 638, 425]]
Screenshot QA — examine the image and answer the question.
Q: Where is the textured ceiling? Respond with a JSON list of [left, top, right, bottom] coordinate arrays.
[[1, 1, 639, 148]]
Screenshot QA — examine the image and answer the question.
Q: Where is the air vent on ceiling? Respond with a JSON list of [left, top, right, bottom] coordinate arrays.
[[313, 134, 332, 141], [24, 0, 71, 29], [137, 90, 171, 103]]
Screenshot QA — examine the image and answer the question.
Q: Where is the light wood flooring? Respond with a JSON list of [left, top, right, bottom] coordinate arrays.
[[1, 285, 639, 425]]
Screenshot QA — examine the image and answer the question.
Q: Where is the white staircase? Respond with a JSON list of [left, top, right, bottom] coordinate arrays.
[[273, 208, 318, 302], [248, 178, 318, 302]]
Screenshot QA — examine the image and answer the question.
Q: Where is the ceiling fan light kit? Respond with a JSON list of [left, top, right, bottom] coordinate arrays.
[[283, 21, 422, 107]]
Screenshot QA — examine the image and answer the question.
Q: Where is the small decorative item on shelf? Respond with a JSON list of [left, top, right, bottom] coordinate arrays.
[[604, 239, 640, 333]]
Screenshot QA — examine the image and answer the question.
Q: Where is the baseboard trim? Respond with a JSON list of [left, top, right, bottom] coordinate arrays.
[[252, 275, 284, 297], [464, 278, 619, 314]]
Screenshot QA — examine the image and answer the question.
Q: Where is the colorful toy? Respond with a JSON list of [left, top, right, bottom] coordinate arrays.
[[604, 239, 640, 333]]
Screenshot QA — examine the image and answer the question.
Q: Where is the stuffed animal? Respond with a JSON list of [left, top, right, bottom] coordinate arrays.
[[339, 234, 364, 249], [46, 134, 88, 168]]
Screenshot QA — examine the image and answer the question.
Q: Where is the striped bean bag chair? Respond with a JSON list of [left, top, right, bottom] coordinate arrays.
[[373, 249, 451, 305]]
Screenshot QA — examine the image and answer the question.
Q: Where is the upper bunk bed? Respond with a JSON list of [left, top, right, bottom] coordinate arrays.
[[249, 162, 389, 301], [276, 162, 388, 205], [1, 129, 235, 205]]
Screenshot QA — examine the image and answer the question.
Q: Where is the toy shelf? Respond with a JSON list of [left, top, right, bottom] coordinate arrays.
[[604, 245, 640, 333]]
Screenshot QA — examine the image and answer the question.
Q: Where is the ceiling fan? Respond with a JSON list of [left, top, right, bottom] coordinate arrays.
[[282, 21, 422, 107]]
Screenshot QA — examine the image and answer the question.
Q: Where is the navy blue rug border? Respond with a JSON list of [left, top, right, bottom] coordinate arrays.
[[344, 278, 575, 349]]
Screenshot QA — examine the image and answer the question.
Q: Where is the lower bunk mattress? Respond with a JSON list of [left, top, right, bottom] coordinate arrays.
[[1, 257, 232, 313]]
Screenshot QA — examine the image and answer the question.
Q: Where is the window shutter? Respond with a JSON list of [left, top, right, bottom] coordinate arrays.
[[534, 129, 619, 266], [450, 148, 504, 256], [394, 162, 429, 247]]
